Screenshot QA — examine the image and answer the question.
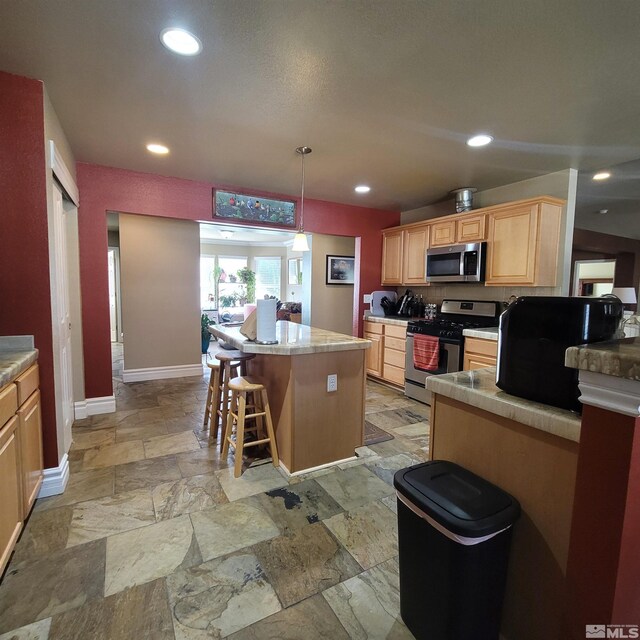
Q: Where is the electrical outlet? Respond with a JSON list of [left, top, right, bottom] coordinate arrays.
[[327, 374, 338, 392], [363, 294, 372, 304]]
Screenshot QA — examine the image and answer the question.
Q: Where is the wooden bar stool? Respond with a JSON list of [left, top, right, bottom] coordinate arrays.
[[204, 361, 231, 440], [213, 351, 255, 449], [222, 376, 279, 478]]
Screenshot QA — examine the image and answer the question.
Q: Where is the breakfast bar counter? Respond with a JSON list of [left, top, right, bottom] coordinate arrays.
[[209, 321, 370, 474], [425, 367, 580, 639]]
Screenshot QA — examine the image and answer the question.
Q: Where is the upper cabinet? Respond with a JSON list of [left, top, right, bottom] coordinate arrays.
[[381, 229, 404, 285], [380, 196, 564, 289], [382, 224, 430, 285], [430, 219, 456, 247], [402, 225, 429, 284], [456, 215, 486, 243], [485, 198, 562, 286]]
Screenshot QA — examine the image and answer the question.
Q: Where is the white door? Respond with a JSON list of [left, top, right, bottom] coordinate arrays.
[[108, 249, 118, 341], [51, 184, 74, 444]]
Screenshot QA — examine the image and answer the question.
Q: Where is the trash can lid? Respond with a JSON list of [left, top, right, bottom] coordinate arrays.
[[393, 460, 521, 538]]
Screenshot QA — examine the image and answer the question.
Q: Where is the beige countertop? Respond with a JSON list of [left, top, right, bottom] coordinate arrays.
[[426, 367, 582, 442], [0, 336, 38, 389], [209, 321, 370, 355], [462, 327, 499, 341], [363, 314, 417, 326], [565, 337, 640, 381]]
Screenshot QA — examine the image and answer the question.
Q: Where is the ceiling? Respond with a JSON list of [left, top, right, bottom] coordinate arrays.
[[1, 1, 640, 211], [199, 222, 294, 246]]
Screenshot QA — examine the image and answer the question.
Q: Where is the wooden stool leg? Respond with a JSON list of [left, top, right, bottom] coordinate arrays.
[[204, 371, 213, 427], [222, 389, 236, 457], [254, 390, 266, 441], [234, 392, 247, 478], [261, 388, 279, 468], [219, 362, 232, 452], [208, 366, 221, 444]]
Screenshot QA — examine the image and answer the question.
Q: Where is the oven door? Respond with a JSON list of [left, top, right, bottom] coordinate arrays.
[[404, 333, 461, 404]]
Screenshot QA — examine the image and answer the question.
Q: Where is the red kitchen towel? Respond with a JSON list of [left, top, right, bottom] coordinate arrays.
[[413, 334, 440, 371]]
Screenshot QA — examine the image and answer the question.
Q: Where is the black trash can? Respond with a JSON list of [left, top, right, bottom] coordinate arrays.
[[393, 460, 520, 640]]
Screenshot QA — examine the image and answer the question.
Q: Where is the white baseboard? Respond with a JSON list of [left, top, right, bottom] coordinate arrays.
[[74, 395, 116, 419], [38, 453, 70, 498], [122, 363, 203, 383], [279, 455, 358, 477]]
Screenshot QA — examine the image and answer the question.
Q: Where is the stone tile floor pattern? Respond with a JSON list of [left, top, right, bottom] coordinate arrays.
[[0, 366, 429, 639]]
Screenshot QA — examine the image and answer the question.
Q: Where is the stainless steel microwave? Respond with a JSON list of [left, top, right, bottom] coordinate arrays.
[[425, 242, 486, 283]]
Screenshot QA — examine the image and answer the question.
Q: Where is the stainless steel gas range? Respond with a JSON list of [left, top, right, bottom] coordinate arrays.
[[404, 299, 503, 404]]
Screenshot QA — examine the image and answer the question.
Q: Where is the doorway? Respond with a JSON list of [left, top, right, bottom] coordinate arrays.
[[572, 259, 616, 296]]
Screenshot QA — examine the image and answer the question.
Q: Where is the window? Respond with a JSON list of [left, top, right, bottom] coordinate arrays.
[[200, 256, 217, 309], [200, 255, 248, 310], [255, 257, 281, 300]]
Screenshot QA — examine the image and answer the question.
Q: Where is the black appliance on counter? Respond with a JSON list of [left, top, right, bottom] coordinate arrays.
[[496, 296, 623, 412], [405, 300, 504, 404]]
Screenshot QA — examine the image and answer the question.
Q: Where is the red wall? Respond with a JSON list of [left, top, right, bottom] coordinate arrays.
[[0, 71, 58, 467], [76, 163, 400, 399]]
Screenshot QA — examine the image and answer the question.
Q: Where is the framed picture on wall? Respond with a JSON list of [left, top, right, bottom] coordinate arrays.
[[326, 255, 355, 285], [213, 189, 297, 229]]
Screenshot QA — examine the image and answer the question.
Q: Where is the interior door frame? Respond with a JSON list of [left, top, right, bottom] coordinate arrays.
[[49, 141, 80, 461]]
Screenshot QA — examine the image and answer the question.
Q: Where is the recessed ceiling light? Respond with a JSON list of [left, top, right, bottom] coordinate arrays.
[[598, 209, 609, 215], [160, 28, 202, 56], [593, 171, 611, 181], [355, 185, 371, 194], [467, 134, 494, 147], [146, 143, 169, 155]]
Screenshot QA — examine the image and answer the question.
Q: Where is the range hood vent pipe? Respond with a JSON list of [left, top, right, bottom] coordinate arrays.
[[450, 187, 477, 213]]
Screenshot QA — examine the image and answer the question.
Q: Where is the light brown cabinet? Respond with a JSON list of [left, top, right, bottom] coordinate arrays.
[[381, 196, 564, 290], [0, 362, 43, 575], [365, 320, 407, 387], [364, 322, 384, 378], [17, 389, 43, 517], [383, 324, 406, 385], [381, 230, 403, 285], [456, 215, 486, 243], [402, 225, 429, 284], [430, 219, 457, 247], [486, 199, 562, 286], [463, 337, 498, 370], [0, 415, 22, 575]]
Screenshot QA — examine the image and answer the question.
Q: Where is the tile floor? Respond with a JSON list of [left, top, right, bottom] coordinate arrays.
[[0, 353, 430, 639]]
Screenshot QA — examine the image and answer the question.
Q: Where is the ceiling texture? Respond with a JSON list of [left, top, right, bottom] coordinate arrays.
[[1, 0, 640, 213]]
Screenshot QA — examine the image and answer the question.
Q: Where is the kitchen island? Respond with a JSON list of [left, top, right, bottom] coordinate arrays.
[[209, 321, 370, 474], [426, 367, 581, 640]]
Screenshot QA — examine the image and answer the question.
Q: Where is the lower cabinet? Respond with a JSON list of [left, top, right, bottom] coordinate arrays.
[[0, 416, 22, 575], [18, 390, 44, 517], [463, 337, 498, 370], [0, 363, 44, 575], [364, 331, 384, 377], [365, 320, 407, 387]]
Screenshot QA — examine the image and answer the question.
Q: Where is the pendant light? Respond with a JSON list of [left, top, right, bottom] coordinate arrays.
[[292, 146, 312, 252]]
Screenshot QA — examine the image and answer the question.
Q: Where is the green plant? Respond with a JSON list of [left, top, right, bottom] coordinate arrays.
[[201, 313, 214, 339], [219, 294, 238, 309], [237, 266, 256, 303]]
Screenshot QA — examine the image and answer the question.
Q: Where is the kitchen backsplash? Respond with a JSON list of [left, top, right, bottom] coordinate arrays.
[[398, 285, 559, 306]]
